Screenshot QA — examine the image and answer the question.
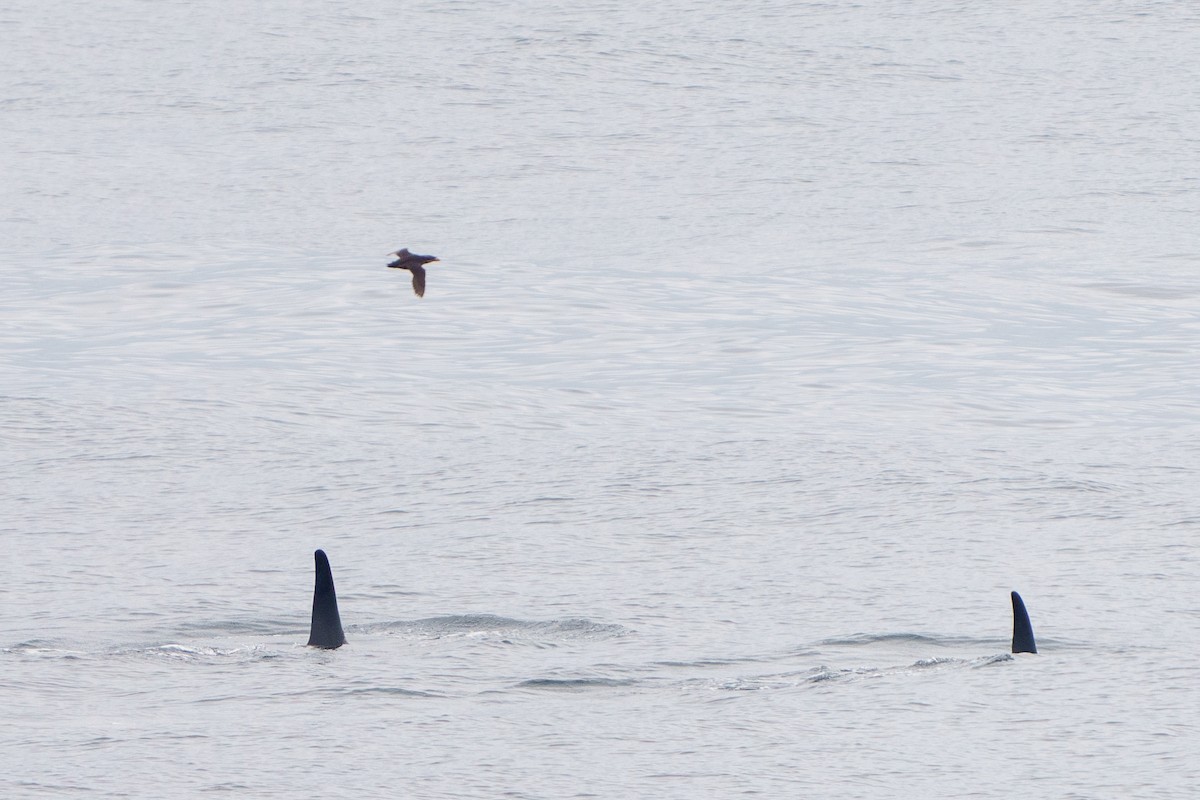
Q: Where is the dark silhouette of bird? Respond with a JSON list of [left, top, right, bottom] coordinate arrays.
[[387, 248, 439, 297]]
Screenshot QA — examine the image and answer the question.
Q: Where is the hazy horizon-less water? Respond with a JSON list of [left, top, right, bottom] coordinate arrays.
[[2, 1, 1199, 798]]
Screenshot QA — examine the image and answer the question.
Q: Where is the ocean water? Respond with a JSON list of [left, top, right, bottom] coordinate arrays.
[[2, 1, 1199, 797]]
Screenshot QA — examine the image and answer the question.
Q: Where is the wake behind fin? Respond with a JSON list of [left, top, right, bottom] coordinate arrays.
[[1011, 590, 1036, 654], [307, 549, 346, 649]]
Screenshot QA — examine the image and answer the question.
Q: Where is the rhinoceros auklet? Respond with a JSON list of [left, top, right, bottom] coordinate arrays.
[[387, 248, 440, 297]]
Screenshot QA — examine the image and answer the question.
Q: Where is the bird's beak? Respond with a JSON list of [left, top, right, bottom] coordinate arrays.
[[430, 257, 440, 262]]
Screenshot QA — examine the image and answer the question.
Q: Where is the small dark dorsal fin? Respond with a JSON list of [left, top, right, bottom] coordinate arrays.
[[307, 549, 346, 649], [1011, 590, 1036, 654]]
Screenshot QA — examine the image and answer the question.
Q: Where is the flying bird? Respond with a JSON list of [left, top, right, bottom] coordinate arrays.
[[387, 248, 439, 297]]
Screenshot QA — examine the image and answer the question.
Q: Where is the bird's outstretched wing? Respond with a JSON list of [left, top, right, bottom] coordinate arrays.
[[387, 248, 410, 268], [411, 265, 426, 297]]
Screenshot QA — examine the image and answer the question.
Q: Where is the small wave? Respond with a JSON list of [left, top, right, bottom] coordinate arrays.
[[3, 640, 283, 663], [1084, 281, 1198, 300], [3, 640, 84, 659], [516, 676, 638, 691], [706, 665, 857, 691], [713, 678, 785, 691], [807, 666, 853, 683], [360, 614, 626, 641], [117, 643, 280, 663], [911, 656, 963, 668], [973, 653, 1014, 666], [653, 656, 769, 668], [531, 617, 628, 637], [170, 618, 302, 637], [815, 632, 947, 647], [705, 655, 1024, 693], [340, 686, 438, 698]]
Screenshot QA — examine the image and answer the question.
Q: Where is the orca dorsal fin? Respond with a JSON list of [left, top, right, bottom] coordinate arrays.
[[307, 549, 346, 649], [1011, 590, 1036, 654]]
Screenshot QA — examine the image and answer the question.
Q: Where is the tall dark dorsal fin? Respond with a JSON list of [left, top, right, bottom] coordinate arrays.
[[307, 549, 346, 649], [1011, 590, 1036, 654]]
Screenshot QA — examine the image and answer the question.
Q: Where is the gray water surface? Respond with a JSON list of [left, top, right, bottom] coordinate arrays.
[[2, 2, 1199, 798]]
